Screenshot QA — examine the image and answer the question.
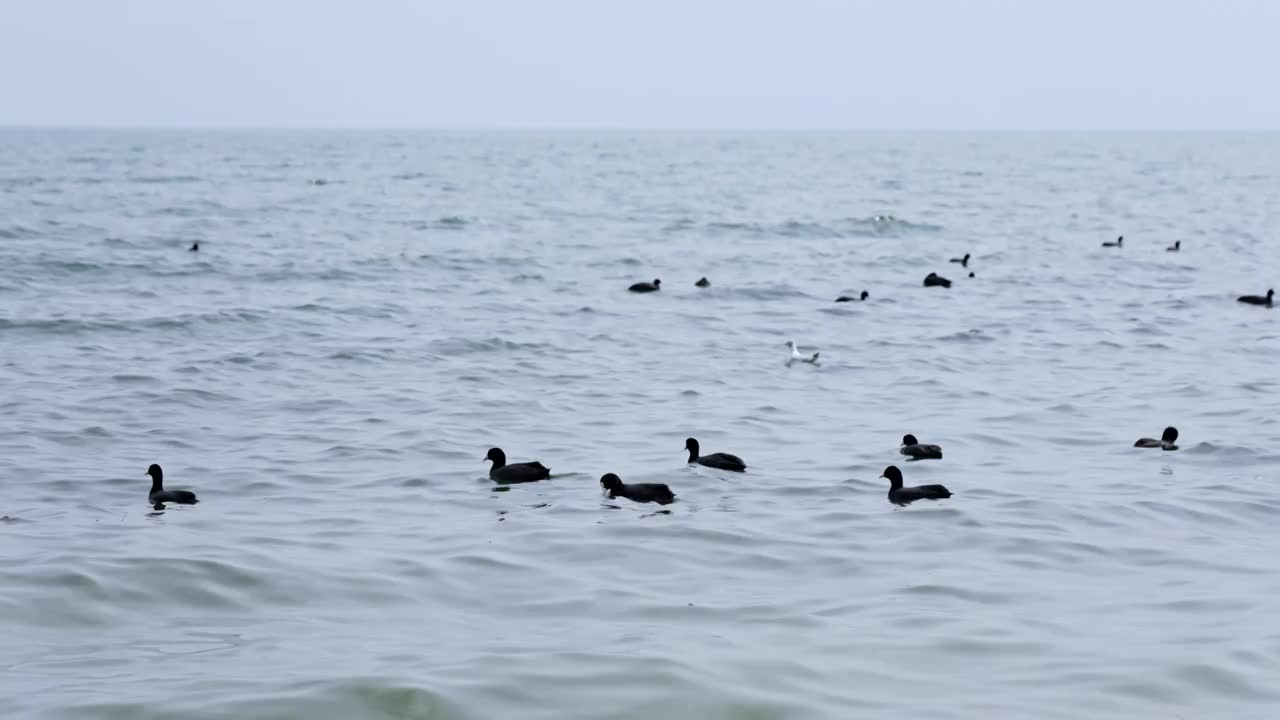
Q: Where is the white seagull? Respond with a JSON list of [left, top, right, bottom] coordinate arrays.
[[785, 340, 820, 367]]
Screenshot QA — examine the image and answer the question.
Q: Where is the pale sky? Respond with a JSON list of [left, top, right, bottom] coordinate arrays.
[[1, 0, 1276, 129]]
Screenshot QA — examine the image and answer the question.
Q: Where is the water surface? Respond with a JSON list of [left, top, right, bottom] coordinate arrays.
[[2, 130, 1279, 719]]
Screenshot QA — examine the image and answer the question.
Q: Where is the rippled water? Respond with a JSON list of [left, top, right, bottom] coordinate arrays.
[[2, 129, 1279, 719]]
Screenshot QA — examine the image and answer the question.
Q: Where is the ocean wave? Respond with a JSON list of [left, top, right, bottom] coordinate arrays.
[[0, 223, 41, 239], [663, 215, 943, 239], [16, 258, 204, 276], [937, 329, 994, 342], [0, 176, 46, 189], [401, 216, 474, 231], [62, 680, 470, 720], [127, 174, 203, 184], [585, 257, 643, 268], [427, 337, 552, 356], [715, 285, 818, 302], [0, 311, 268, 336], [252, 268, 364, 283], [146, 202, 227, 217], [329, 349, 397, 362]]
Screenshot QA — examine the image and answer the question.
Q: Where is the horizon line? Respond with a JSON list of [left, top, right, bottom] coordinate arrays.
[[1, 124, 1277, 133]]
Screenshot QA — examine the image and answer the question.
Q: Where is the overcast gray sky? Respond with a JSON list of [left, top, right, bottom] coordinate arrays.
[[1, 0, 1276, 129]]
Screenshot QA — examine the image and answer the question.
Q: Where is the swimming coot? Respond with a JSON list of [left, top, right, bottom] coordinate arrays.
[[146, 464, 199, 506], [899, 434, 943, 460], [1134, 427, 1179, 451], [629, 279, 661, 293], [695, 277, 710, 288], [924, 272, 952, 288], [835, 291, 869, 302], [1167, 241, 1180, 252], [600, 473, 675, 505], [485, 448, 551, 483], [1237, 289, 1273, 307], [189, 242, 199, 252], [785, 340, 820, 367], [685, 437, 746, 472], [968, 271, 975, 278], [950, 253, 970, 267], [1102, 235, 1123, 248], [882, 465, 952, 506]]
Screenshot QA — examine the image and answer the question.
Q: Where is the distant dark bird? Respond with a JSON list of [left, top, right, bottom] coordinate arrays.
[[485, 447, 551, 484], [882, 465, 952, 506], [685, 437, 746, 472], [629, 279, 661, 293], [146, 464, 199, 506], [1134, 426, 1179, 451], [600, 473, 675, 505], [924, 272, 951, 288], [1237, 288, 1274, 307], [1166, 241, 1180, 252], [950, 253, 970, 267], [1102, 235, 1123, 248], [968, 272, 975, 278], [189, 242, 199, 252], [835, 291, 869, 302], [899, 434, 943, 460], [695, 277, 710, 288]]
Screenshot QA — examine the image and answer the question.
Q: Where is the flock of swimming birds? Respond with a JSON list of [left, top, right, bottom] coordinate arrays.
[[144, 234, 1264, 512], [631, 236, 1272, 306], [145, 427, 1185, 510]]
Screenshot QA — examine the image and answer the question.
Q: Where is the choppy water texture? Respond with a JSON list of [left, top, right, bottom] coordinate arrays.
[[2, 130, 1279, 719]]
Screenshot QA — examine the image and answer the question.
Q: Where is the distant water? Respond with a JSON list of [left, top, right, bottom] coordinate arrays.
[[2, 129, 1279, 720]]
